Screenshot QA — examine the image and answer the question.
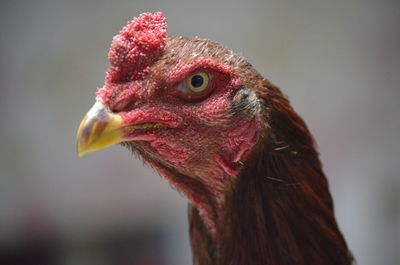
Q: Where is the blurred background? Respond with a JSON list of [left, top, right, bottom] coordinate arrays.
[[0, 0, 399, 264]]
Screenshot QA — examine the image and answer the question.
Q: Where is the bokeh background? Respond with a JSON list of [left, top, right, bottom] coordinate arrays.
[[1, 0, 399, 264]]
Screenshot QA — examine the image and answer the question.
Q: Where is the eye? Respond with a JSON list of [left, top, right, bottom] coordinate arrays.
[[186, 72, 209, 93], [176, 72, 213, 100]]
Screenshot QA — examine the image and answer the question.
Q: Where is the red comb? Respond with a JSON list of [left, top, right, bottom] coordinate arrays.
[[107, 12, 167, 82]]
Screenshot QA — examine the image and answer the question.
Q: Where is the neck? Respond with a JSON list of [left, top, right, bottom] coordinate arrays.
[[189, 91, 353, 265]]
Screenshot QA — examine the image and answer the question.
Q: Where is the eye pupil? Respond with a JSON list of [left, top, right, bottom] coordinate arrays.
[[191, 75, 204, 88]]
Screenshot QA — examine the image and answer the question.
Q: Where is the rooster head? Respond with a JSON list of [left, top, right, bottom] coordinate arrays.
[[76, 12, 264, 226]]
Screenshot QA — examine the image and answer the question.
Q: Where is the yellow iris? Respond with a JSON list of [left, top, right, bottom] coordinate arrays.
[[186, 72, 210, 93]]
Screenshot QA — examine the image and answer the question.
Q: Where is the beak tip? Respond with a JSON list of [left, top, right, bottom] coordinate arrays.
[[76, 143, 86, 157]]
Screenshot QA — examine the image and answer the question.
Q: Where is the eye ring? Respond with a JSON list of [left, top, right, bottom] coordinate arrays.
[[185, 72, 210, 93]]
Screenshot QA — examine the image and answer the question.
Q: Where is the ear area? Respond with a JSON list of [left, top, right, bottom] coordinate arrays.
[[230, 88, 261, 117], [211, 88, 263, 176]]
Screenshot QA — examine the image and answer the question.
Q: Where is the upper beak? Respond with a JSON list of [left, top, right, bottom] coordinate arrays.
[[76, 101, 124, 156]]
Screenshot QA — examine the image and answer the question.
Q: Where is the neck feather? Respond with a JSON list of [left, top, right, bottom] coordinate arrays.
[[189, 86, 353, 265]]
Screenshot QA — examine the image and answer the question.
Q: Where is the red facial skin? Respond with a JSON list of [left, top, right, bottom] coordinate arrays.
[[96, 13, 261, 229]]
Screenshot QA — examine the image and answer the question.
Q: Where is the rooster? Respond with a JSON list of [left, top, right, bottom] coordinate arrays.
[[76, 12, 353, 265]]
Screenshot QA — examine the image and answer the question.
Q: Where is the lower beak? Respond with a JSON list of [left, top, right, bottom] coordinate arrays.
[[76, 101, 124, 156]]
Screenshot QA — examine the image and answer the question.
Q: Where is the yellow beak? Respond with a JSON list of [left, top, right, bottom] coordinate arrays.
[[76, 101, 124, 156]]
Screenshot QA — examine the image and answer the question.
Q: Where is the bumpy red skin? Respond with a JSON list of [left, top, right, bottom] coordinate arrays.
[[106, 12, 167, 82], [96, 13, 260, 229]]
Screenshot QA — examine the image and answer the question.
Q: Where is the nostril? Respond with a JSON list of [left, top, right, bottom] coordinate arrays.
[[112, 100, 135, 112], [113, 100, 129, 112]]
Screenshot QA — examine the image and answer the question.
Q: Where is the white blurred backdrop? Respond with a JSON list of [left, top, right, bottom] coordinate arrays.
[[0, 0, 399, 264]]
